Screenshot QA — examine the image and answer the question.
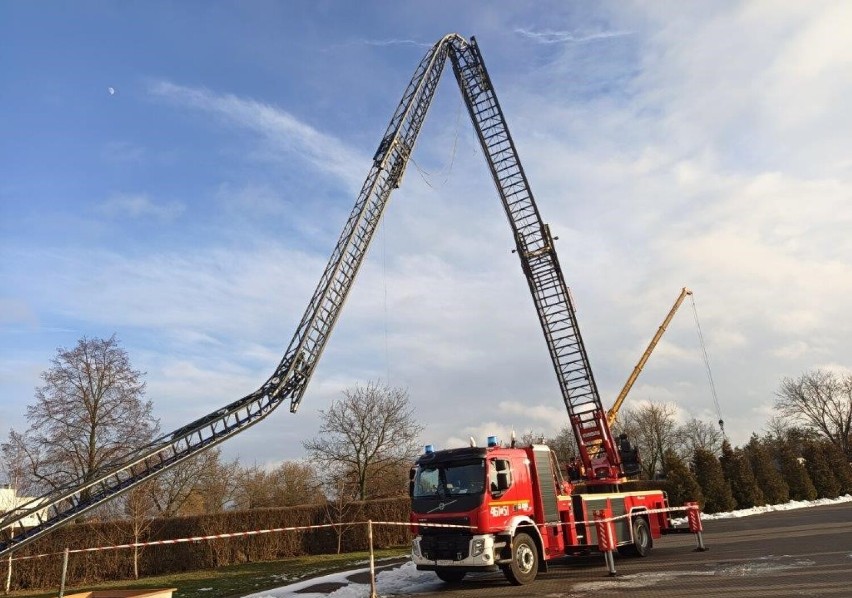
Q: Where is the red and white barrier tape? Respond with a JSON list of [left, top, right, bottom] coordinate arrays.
[[8, 504, 701, 563], [9, 522, 345, 562], [541, 503, 700, 529]]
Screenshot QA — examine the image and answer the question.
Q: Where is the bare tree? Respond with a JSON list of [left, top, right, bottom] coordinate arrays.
[[91, 482, 159, 578], [518, 427, 578, 468], [764, 415, 793, 441], [618, 402, 680, 479], [303, 381, 423, 500], [1, 336, 158, 500], [193, 454, 241, 514], [776, 370, 852, 458], [232, 461, 324, 509], [324, 479, 358, 554], [148, 448, 229, 517], [109, 483, 158, 579], [519, 430, 547, 446], [547, 426, 581, 465], [340, 460, 410, 499], [676, 418, 724, 459]]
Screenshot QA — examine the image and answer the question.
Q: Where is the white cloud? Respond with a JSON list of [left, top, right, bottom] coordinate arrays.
[[515, 27, 633, 45], [497, 401, 566, 425], [772, 341, 813, 360], [334, 38, 432, 49], [0, 299, 38, 326], [216, 183, 287, 216], [761, 2, 852, 139], [99, 193, 185, 221], [148, 81, 366, 190], [812, 363, 852, 377], [23, 244, 321, 344]]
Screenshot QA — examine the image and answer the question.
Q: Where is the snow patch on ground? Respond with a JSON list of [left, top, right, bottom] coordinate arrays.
[[574, 570, 716, 591], [670, 493, 852, 525], [717, 556, 816, 577], [242, 562, 441, 598], [573, 555, 818, 592]]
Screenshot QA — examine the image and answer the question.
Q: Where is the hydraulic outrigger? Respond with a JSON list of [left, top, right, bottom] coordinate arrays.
[[3, 33, 630, 557]]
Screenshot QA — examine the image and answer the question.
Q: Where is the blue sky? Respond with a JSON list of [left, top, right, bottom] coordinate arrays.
[[2, 1, 851, 469]]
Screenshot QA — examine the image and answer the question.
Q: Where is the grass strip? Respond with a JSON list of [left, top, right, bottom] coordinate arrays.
[[7, 549, 410, 598]]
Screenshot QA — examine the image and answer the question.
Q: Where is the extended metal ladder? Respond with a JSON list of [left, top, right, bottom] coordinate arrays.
[[449, 39, 620, 480]]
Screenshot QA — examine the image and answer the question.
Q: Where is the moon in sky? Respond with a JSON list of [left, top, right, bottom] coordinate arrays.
[[108, 87, 116, 95]]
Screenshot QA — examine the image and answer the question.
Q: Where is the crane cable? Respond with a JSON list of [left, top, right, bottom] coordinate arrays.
[[390, 98, 465, 384], [690, 293, 726, 437], [380, 211, 391, 386], [410, 96, 464, 189]]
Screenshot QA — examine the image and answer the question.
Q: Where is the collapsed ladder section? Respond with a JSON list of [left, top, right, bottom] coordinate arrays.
[[448, 39, 622, 480]]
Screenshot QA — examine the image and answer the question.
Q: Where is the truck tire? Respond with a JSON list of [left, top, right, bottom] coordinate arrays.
[[618, 516, 652, 557], [502, 532, 539, 585], [435, 569, 466, 583]]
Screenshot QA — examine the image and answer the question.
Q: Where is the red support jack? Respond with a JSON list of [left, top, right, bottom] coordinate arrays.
[[686, 501, 708, 551], [594, 509, 618, 576]]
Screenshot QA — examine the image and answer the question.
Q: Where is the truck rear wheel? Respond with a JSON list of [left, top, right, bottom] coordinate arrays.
[[435, 569, 466, 583], [502, 532, 538, 585], [618, 516, 652, 557]]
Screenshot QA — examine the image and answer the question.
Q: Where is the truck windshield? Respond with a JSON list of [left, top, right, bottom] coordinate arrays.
[[413, 459, 485, 498]]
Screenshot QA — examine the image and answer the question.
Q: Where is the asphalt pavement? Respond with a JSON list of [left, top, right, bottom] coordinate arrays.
[[286, 501, 852, 597], [397, 501, 852, 597]]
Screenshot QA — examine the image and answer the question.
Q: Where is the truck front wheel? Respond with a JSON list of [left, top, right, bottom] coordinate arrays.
[[502, 532, 539, 585], [435, 569, 465, 583]]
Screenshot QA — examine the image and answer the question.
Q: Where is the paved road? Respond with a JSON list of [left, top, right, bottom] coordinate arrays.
[[402, 502, 852, 597]]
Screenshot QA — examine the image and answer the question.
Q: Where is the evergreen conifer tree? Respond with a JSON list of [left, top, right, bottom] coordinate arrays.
[[745, 435, 789, 505], [776, 443, 817, 501], [803, 441, 841, 499], [822, 442, 852, 495], [720, 440, 764, 508], [692, 447, 736, 513], [662, 449, 704, 510]]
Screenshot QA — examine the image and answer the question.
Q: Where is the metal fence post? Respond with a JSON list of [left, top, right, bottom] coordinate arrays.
[[4, 555, 11, 595], [367, 520, 378, 598], [58, 547, 70, 598]]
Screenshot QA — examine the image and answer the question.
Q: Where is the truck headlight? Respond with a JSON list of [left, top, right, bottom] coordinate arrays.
[[472, 539, 485, 557]]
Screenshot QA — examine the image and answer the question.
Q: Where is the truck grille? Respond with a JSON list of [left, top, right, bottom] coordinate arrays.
[[420, 534, 471, 561], [420, 517, 471, 561]]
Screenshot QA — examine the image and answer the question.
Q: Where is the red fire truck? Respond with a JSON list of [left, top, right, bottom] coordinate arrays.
[[410, 438, 672, 584]]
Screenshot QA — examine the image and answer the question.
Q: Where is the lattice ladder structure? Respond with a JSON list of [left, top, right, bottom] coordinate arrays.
[[1, 33, 621, 558]]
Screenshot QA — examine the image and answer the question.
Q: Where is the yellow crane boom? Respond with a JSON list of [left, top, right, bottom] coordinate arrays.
[[607, 287, 692, 427]]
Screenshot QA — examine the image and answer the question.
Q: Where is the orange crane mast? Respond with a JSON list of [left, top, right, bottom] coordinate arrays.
[[607, 287, 692, 428]]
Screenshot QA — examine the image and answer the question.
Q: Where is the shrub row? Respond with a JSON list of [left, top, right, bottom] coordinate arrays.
[[7, 496, 412, 590]]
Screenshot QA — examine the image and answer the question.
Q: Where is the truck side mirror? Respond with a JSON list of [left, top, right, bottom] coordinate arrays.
[[408, 468, 416, 497], [497, 472, 510, 491]]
